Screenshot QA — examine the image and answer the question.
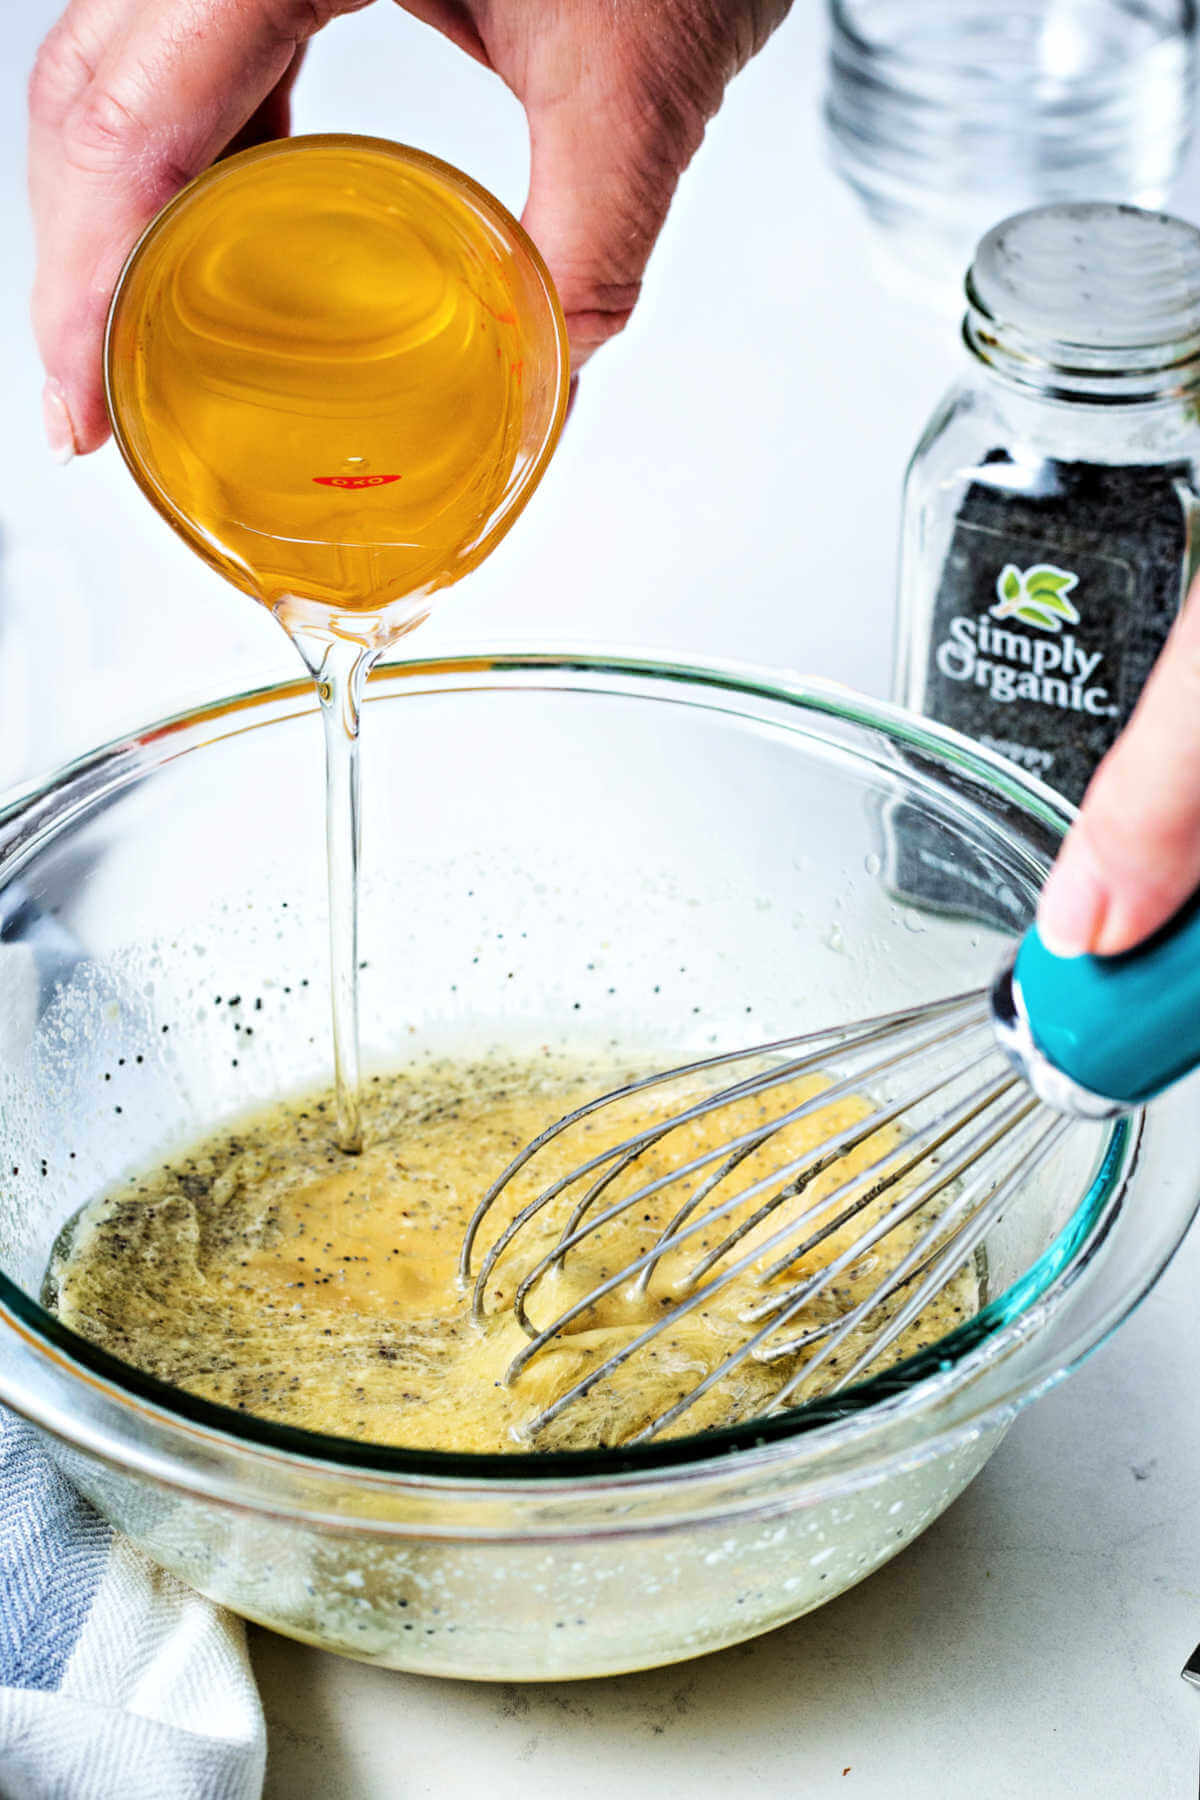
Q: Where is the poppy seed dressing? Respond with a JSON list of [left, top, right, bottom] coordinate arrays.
[[45, 1057, 977, 1454]]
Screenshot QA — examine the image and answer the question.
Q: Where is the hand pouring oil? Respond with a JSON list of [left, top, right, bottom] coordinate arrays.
[[105, 134, 568, 1150]]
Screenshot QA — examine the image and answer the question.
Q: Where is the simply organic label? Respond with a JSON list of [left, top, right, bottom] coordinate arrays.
[[915, 510, 1165, 803], [895, 463, 1185, 917], [933, 562, 1119, 718]]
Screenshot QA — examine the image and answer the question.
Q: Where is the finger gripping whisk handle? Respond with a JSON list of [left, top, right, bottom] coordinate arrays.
[[1000, 890, 1200, 1111]]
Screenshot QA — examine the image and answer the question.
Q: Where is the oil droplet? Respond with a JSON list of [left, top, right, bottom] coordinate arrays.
[[864, 852, 882, 877]]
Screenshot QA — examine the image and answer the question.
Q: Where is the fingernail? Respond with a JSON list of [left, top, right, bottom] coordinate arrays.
[[42, 378, 77, 464], [1037, 837, 1109, 957]]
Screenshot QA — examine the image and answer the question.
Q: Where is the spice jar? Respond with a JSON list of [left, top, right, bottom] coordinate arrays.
[[896, 201, 1200, 810]]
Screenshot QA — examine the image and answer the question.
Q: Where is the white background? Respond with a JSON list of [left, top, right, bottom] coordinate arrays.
[[3, 4, 1200, 1796]]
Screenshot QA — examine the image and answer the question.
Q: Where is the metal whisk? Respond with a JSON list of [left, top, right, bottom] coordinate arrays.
[[460, 904, 1200, 1445]]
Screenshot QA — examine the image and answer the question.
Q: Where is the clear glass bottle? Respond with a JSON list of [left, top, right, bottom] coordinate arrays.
[[826, 0, 1198, 298], [896, 201, 1200, 811]]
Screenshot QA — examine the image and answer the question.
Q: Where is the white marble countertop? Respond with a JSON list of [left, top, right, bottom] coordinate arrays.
[[3, 4, 1200, 1795]]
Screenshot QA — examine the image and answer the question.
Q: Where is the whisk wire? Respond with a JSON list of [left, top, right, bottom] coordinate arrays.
[[767, 1111, 1071, 1409], [595, 1010, 997, 1290], [757, 1102, 1049, 1363], [625, 1090, 1042, 1443], [508, 1039, 1005, 1343], [504, 1099, 948, 1384], [502, 1010, 996, 1334], [747, 1065, 1017, 1293], [741, 1086, 1036, 1329], [459, 989, 985, 1291], [685, 1035, 1004, 1290], [508, 1072, 1029, 1435], [463, 983, 1108, 1447]]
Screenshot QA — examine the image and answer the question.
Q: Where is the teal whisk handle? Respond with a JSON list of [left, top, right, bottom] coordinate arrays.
[[993, 891, 1200, 1113]]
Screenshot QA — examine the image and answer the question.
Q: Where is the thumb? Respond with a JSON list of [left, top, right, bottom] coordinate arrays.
[[515, 7, 782, 366], [520, 71, 679, 363], [1037, 571, 1200, 957]]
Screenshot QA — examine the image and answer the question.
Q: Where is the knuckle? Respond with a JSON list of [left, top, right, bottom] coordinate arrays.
[[63, 82, 150, 173], [554, 264, 642, 350], [559, 271, 642, 313], [630, 65, 712, 168], [565, 302, 637, 356], [266, 0, 344, 40], [59, 83, 196, 203], [29, 19, 96, 126], [627, 1, 754, 133]]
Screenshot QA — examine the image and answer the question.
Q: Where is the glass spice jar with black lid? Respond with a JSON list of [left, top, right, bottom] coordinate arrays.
[[895, 200, 1200, 812]]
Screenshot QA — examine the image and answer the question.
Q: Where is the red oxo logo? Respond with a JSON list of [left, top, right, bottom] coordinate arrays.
[[312, 474, 402, 488]]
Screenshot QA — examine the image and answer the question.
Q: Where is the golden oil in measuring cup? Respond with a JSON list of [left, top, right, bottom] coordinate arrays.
[[105, 133, 568, 641], [104, 136, 568, 1149]]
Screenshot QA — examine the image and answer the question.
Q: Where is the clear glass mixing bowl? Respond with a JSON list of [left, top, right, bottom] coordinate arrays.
[[0, 653, 1195, 1679]]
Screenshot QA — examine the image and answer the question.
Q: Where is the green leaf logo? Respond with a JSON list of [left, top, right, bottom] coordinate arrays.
[[990, 563, 1080, 632]]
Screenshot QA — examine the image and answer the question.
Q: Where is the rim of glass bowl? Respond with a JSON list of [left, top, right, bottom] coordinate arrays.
[[0, 650, 1161, 1489]]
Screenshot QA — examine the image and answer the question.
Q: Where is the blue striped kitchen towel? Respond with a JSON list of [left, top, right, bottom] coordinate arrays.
[[0, 1407, 265, 1800], [0, 910, 265, 1800]]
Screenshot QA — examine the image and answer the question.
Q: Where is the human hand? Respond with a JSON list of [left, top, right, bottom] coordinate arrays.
[[29, 0, 790, 460], [1037, 568, 1200, 957]]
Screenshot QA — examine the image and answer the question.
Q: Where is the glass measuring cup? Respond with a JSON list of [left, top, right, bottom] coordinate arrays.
[[104, 134, 569, 1147]]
